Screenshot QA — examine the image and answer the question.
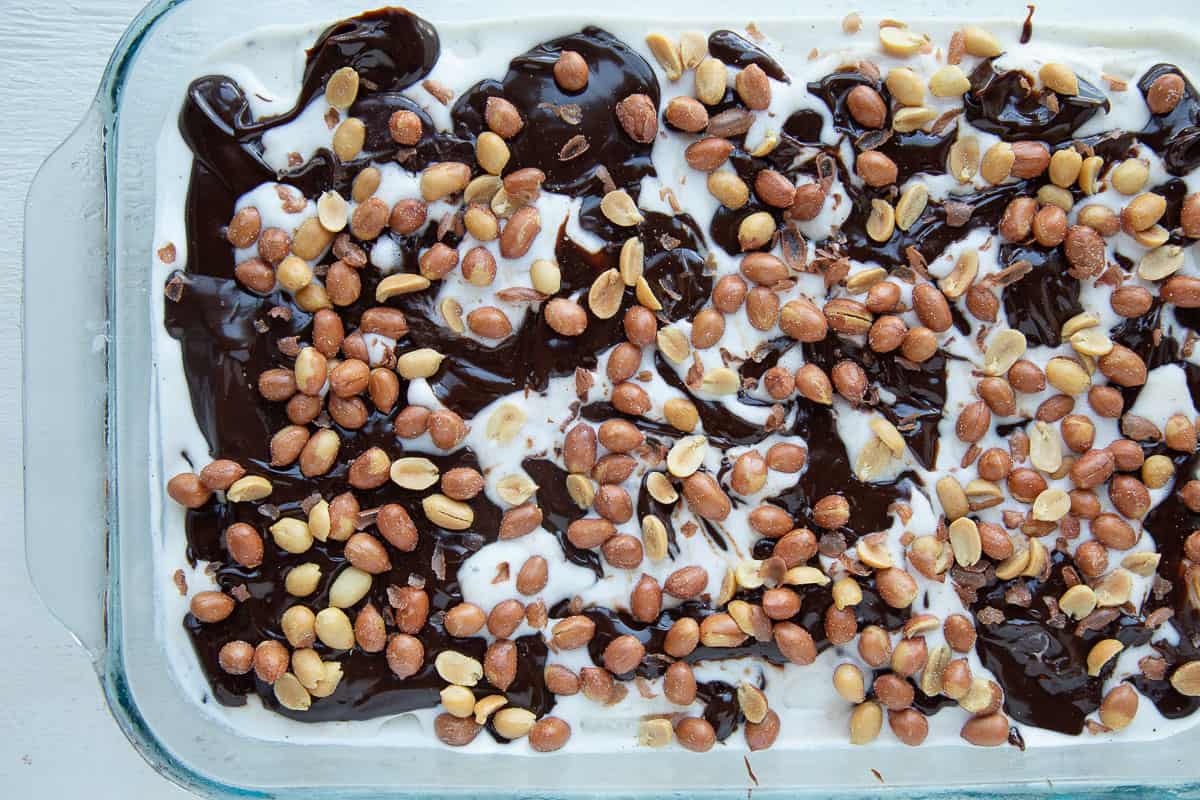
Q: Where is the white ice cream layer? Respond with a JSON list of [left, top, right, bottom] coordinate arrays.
[[150, 12, 1200, 752]]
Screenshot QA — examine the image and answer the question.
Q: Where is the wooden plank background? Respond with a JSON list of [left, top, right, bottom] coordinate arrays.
[[0, 1, 192, 795]]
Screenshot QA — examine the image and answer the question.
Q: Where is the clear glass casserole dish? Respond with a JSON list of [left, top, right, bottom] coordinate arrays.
[[21, 0, 1200, 794]]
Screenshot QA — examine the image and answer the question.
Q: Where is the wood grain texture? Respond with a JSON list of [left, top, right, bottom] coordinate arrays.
[[0, 1, 190, 795]]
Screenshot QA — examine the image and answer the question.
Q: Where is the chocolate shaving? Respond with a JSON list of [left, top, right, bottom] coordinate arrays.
[[277, 336, 301, 357], [355, 507, 380, 530], [659, 233, 681, 251], [430, 544, 446, 581], [931, 108, 962, 135], [840, 554, 872, 577], [164, 274, 185, 302], [686, 355, 704, 390], [1043, 596, 1067, 629], [253, 319, 269, 334], [1075, 607, 1120, 634], [954, 561, 991, 579], [953, 582, 977, 606], [818, 532, 847, 558], [300, 492, 323, 514], [976, 606, 1005, 625], [855, 128, 892, 151], [557, 103, 583, 125], [276, 185, 305, 213], [944, 200, 973, 227], [595, 165, 617, 195], [436, 211, 457, 242], [172, 569, 187, 595], [904, 247, 931, 279], [1005, 583, 1033, 608], [816, 154, 838, 192], [333, 234, 367, 267], [268, 305, 292, 321], [324, 107, 340, 130], [559, 134, 590, 161], [821, 257, 851, 287], [1140, 655, 1168, 680], [256, 503, 281, 521], [987, 259, 1033, 288], [779, 225, 808, 271], [230, 584, 251, 602], [720, 347, 744, 368], [1145, 606, 1174, 629]]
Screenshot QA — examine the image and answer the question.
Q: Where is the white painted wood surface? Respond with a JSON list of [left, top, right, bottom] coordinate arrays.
[[1, 1, 191, 795]]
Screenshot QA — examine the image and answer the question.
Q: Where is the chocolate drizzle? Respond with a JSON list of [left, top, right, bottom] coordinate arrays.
[[801, 335, 946, 472], [971, 551, 1155, 734], [166, 10, 672, 731], [1138, 64, 1200, 175], [964, 58, 1109, 143], [452, 27, 658, 194], [707, 30, 788, 83], [1000, 244, 1083, 348]]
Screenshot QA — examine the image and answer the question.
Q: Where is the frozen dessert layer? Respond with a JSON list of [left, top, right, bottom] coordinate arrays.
[[153, 7, 1200, 753]]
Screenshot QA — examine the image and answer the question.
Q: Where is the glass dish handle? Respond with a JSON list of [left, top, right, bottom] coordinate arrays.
[[23, 104, 109, 661]]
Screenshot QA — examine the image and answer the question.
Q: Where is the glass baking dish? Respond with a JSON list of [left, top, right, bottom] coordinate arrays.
[[21, 0, 1200, 795]]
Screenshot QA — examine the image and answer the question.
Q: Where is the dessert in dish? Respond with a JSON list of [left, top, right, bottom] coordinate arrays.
[[155, 5, 1200, 753]]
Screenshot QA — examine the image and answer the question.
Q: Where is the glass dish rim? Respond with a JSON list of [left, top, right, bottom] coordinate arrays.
[[59, 0, 1200, 795]]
